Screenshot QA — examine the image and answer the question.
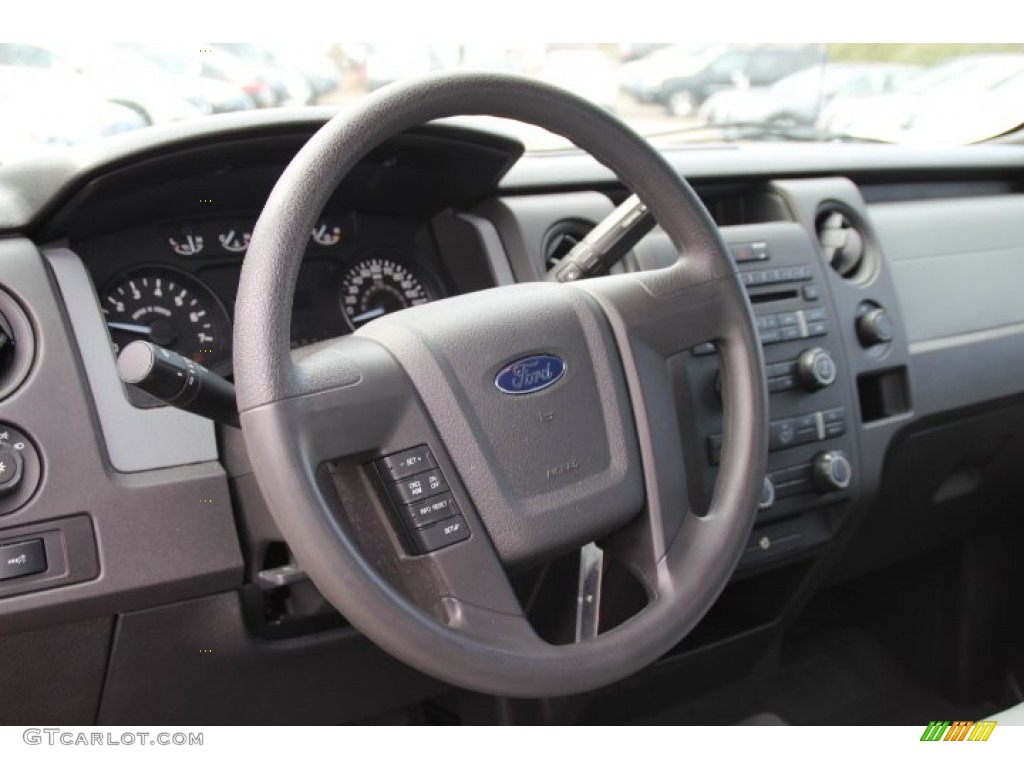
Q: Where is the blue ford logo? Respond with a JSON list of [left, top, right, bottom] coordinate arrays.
[[494, 354, 566, 395]]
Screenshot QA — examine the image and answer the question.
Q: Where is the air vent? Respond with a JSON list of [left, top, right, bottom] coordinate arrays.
[[0, 289, 34, 402], [541, 220, 593, 271], [816, 206, 867, 279]]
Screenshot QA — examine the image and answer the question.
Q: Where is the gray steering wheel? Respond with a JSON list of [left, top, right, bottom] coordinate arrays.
[[234, 72, 768, 698]]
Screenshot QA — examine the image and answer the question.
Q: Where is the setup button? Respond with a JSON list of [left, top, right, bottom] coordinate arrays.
[[409, 515, 471, 553]]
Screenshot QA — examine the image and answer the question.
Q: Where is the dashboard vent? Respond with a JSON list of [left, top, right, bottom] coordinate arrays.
[[816, 206, 866, 279], [542, 220, 593, 271]]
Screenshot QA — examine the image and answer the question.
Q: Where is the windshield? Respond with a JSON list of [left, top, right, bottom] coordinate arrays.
[[2, 42, 1023, 161]]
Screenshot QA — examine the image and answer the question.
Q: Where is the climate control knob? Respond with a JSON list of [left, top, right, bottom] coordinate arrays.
[[856, 306, 894, 347], [796, 347, 837, 391], [812, 450, 852, 493]]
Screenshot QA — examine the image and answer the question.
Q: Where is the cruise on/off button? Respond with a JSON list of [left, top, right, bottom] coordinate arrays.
[[390, 468, 449, 505]]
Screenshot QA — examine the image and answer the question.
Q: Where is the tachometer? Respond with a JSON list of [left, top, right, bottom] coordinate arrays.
[[341, 257, 431, 326], [101, 267, 231, 370]]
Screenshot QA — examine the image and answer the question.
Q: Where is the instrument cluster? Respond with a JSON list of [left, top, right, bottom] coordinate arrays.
[[86, 210, 444, 376]]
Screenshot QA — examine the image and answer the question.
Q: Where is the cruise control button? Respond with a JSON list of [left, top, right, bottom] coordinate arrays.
[[402, 493, 459, 529], [377, 445, 436, 480], [0, 538, 47, 581], [409, 515, 471, 553], [390, 468, 449, 505]]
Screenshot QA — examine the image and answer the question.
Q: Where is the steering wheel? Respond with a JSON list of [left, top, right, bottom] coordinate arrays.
[[234, 72, 768, 698]]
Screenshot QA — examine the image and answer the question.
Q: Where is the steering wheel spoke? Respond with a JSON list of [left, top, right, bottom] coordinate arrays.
[[430, 531, 539, 644], [580, 265, 762, 572]]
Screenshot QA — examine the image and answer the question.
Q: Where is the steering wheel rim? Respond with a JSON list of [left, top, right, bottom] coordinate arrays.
[[235, 72, 768, 698]]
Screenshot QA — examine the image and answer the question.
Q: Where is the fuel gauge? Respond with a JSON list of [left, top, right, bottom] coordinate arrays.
[[167, 225, 204, 257], [311, 220, 343, 246]]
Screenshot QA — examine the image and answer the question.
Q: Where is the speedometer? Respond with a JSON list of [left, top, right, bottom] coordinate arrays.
[[341, 257, 431, 326], [101, 266, 231, 371]]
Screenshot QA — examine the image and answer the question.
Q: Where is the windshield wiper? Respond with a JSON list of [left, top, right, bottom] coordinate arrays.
[[654, 122, 893, 145]]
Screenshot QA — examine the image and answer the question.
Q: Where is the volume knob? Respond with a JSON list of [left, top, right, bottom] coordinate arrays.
[[796, 347, 837, 391], [812, 450, 852, 494]]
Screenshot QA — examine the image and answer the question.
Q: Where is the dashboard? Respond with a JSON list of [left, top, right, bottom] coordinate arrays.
[[1, 110, 1024, 724]]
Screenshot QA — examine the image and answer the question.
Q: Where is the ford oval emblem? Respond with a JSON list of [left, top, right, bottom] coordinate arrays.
[[494, 354, 566, 395]]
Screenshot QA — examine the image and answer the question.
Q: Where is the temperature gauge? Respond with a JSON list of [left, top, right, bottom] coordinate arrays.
[[167, 226, 204, 257]]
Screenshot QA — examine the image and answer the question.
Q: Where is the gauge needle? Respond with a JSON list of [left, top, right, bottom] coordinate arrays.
[[350, 307, 387, 325], [107, 321, 154, 337]]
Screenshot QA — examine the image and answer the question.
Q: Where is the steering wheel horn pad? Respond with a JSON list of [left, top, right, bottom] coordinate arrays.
[[358, 281, 643, 566], [235, 72, 768, 697]]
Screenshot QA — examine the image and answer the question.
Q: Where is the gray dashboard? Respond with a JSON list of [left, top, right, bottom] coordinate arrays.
[[1, 113, 1024, 722]]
